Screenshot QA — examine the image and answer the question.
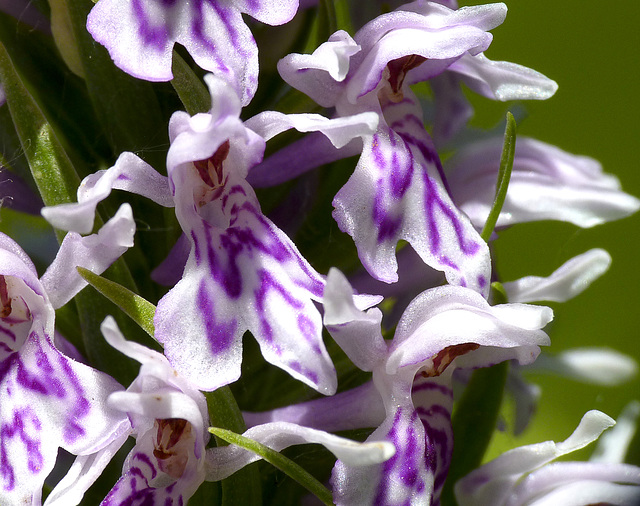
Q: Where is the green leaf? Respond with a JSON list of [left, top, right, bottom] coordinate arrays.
[[480, 112, 516, 243], [440, 361, 509, 506], [171, 51, 211, 115], [76, 266, 156, 338], [0, 41, 81, 211], [209, 427, 334, 506]]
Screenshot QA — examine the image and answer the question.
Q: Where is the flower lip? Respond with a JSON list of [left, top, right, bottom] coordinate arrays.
[[153, 418, 196, 479]]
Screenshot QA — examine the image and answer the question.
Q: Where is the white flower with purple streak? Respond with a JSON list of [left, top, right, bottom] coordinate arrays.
[[43, 73, 379, 395], [0, 207, 135, 506], [86, 0, 300, 105]]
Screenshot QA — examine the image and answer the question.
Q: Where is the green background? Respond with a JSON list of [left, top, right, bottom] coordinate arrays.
[[461, 0, 640, 456]]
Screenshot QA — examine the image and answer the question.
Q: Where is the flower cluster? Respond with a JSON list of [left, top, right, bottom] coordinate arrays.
[[0, 0, 639, 505]]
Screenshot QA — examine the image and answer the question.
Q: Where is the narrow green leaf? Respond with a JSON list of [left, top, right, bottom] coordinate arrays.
[[333, 0, 354, 34], [76, 266, 156, 338], [171, 51, 211, 115], [0, 41, 81, 210], [440, 361, 509, 506], [209, 427, 334, 506], [480, 112, 517, 243]]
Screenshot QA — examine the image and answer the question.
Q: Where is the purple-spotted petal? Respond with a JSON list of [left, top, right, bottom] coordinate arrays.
[[331, 376, 442, 505], [155, 189, 337, 393], [447, 136, 640, 229], [86, 0, 282, 104], [206, 421, 394, 482], [334, 93, 490, 293], [40, 204, 136, 309], [503, 249, 611, 303], [42, 152, 173, 234], [0, 335, 128, 505]]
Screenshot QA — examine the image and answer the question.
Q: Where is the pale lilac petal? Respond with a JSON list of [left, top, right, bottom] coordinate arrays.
[[247, 132, 362, 188], [244, 381, 386, 433], [386, 285, 551, 374], [430, 72, 474, 146], [278, 30, 359, 107], [447, 136, 640, 229], [454, 410, 616, 506], [42, 152, 173, 234], [40, 204, 136, 309], [44, 433, 130, 506], [504, 249, 611, 303], [245, 110, 378, 147], [506, 371, 541, 436], [532, 348, 638, 387], [508, 463, 640, 506], [233, 0, 298, 25], [443, 52, 558, 101], [323, 268, 387, 372], [592, 401, 640, 464], [99, 317, 209, 504], [334, 94, 490, 293], [206, 422, 395, 481], [102, 434, 203, 506], [150, 233, 190, 286]]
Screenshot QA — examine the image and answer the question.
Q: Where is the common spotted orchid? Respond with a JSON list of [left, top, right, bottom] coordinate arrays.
[[0, 206, 135, 506], [247, 268, 552, 504], [250, 1, 557, 296], [86, 0, 300, 105], [43, 73, 379, 394], [50, 317, 394, 504]]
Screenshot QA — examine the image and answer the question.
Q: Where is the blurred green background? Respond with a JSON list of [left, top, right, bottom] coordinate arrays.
[[461, 0, 640, 456]]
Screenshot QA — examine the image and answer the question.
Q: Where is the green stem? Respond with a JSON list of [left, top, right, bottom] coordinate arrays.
[[480, 112, 517, 243]]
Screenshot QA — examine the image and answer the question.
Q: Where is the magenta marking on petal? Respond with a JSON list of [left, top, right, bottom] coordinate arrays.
[[191, 231, 202, 266], [133, 451, 158, 480], [254, 269, 303, 344], [132, 0, 171, 50], [296, 314, 320, 353], [197, 280, 237, 355], [57, 354, 90, 443], [0, 407, 43, 489], [288, 360, 319, 385]]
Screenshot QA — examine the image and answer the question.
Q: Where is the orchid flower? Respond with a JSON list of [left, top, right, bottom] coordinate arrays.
[[50, 317, 394, 504], [251, 1, 555, 295], [446, 137, 640, 230], [0, 206, 135, 506], [86, 0, 300, 105], [455, 410, 640, 505], [247, 268, 552, 504], [42, 73, 379, 394]]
